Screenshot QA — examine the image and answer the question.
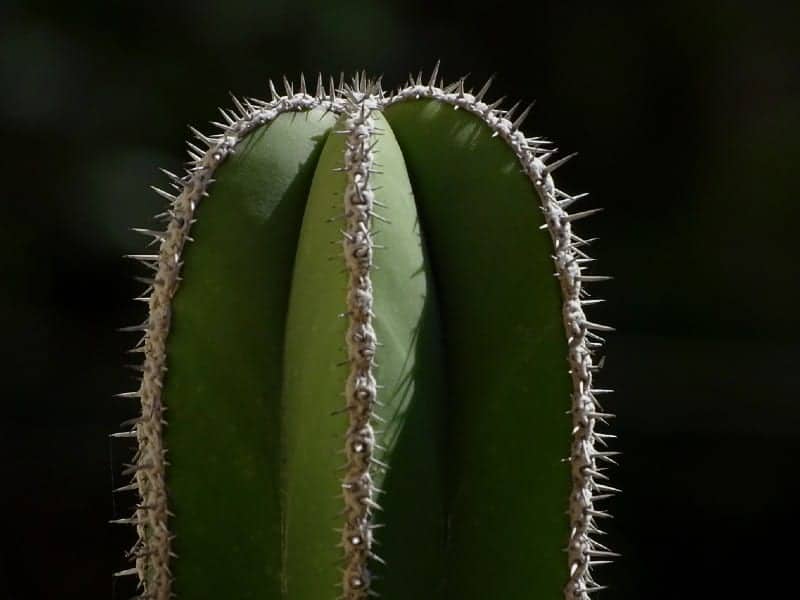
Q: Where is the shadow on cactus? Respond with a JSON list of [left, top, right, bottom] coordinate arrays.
[[112, 63, 617, 600]]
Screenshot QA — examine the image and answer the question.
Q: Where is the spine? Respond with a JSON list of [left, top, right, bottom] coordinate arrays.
[[339, 79, 383, 600]]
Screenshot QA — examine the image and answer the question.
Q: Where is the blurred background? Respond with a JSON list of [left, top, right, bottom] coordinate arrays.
[[1, 0, 797, 598]]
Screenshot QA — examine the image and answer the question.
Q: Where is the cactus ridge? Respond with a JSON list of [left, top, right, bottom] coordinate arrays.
[[337, 82, 385, 599], [114, 64, 616, 600], [382, 75, 617, 600], [113, 87, 345, 599]]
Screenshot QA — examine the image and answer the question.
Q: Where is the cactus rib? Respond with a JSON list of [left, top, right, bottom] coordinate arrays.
[[113, 87, 345, 599], [338, 84, 383, 598], [383, 80, 615, 600], [115, 66, 615, 600]]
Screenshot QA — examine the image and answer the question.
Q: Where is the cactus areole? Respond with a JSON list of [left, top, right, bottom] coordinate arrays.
[[113, 66, 616, 600]]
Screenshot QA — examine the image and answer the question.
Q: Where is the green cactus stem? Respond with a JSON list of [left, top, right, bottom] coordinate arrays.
[[113, 66, 616, 600]]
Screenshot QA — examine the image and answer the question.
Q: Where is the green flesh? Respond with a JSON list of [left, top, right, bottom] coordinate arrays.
[[159, 97, 572, 600], [384, 98, 572, 599], [163, 108, 336, 598], [281, 111, 448, 599]]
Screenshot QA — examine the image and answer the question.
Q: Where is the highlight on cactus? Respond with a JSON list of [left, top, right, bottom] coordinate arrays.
[[112, 62, 617, 599]]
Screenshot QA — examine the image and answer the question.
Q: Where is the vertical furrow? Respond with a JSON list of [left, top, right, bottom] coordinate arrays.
[[280, 76, 446, 599]]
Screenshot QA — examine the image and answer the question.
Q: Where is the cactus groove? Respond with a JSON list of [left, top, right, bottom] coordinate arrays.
[[113, 66, 616, 600]]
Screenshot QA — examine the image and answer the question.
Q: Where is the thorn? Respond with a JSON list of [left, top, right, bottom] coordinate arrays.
[[370, 457, 389, 469], [247, 96, 268, 108], [299, 72, 307, 95], [186, 142, 206, 158], [188, 126, 212, 145], [442, 79, 460, 94], [511, 101, 535, 130], [544, 152, 578, 174], [268, 79, 279, 101], [584, 321, 615, 332], [594, 483, 622, 494], [557, 192, 590, 210], [565, 207, 604, 222], [158, 168, 183, 185], [580, 275, 613, 283], [113, 482, 139, 492], [131, 228, 166, 241], [581, 298, 606, 305], [594, 450, 622, 458], [218, 107, 235, 125], [587, 411, 616, 420], [570, 235, 599, 248], [485, 96, 507, 111], [150, 186, 176, 202], [539, 151, 556, 163], [282, 75, 293, 96], [229, 93, 247, 117], [316, 73, 324, 99], [474, 74, 495, 102], [118, 323, 148, 333], [504, 100, 521, 120], [125, 254, 159, 266], [428, 60, 441, 88], [591, 388, 614, 395]]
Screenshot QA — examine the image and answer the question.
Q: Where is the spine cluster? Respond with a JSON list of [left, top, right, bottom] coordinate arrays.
[[338, 83, 383, 600]]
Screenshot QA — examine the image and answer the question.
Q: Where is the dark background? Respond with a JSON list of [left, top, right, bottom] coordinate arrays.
[[1, 1, 797, 598]]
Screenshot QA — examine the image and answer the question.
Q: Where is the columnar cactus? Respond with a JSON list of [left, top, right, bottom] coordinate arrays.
[[113, 65, 617, 600]]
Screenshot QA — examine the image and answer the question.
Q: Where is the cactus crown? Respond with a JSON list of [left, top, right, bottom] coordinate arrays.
[[113, 64, 616, 600]]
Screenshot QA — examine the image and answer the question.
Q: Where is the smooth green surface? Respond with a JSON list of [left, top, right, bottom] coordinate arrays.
[[366, 114, 448, 598], [281, 111, 448, 598], [385, 99, 573, 599], [163, 108, 336, 599], [161, 99, 571, 599], [278, 113, 348, 600]]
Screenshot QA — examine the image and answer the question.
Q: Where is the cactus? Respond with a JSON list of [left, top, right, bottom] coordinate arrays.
[[113, 65, 616, 600]]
